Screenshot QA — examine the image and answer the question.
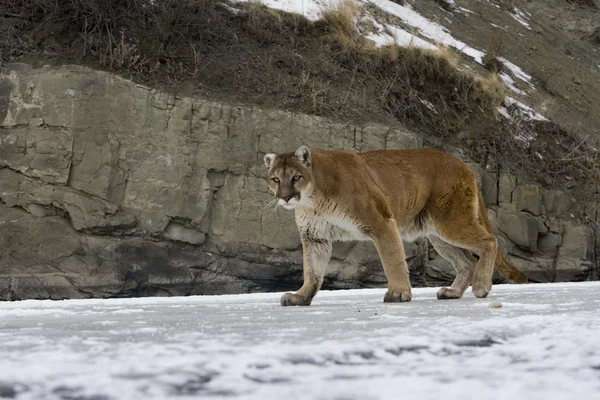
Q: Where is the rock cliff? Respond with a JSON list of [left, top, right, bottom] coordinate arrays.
[[0, 64, 597, 300]]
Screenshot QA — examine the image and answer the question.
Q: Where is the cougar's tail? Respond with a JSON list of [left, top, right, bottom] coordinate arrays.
[[477, 193, 528, 284], [495, 249, 528, 284]]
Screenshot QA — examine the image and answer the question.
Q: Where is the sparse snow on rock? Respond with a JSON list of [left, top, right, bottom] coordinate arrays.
[[233, 0, 536, 99], [505, 97, 549, 122], [498, 97, 549, 142], [233, 0, 326, 20], [420, 98, 439, 114], [500, 73, 527, 96], [511, 8, 532, 30], [369, 23, 438, 50], [1, 283, 600, 399]]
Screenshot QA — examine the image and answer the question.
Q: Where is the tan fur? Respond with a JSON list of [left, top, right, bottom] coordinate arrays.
[[264, 146, 528, 306]]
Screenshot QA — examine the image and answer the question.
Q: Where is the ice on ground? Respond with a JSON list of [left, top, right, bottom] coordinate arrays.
[[1, 282, 600, 400]]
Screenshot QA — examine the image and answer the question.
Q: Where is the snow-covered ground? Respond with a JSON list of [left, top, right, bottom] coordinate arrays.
[[1, 282, 600, 399]]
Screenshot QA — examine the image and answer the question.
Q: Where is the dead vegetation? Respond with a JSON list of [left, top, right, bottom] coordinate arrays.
[[0, 0, 598, 206], [482, 37, 505, 74], [530, 65, 560, 91], [433, 0, 455, 12], [566, 0, 599, 9]]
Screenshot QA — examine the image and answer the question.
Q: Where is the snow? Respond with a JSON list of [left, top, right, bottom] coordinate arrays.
[[511, 8, 531, 30], [233, 0, 535, 96], [456, 6, 475, 15], [420, 98, 438, 114], [366, 0, 486, 63], [499, 72, 527, 96], [500, 58, 533, 85], [1, 282, 600, 399], [369, 24, 438, 50], [505, 96, 548, 122], [497, 106, 511, 119]]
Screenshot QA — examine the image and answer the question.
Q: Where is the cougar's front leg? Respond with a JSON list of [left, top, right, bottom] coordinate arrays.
[[281, 235, 332, 307], [372, 219, 412, 303]]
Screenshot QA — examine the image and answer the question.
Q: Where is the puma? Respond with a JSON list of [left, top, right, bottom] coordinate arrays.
[[264, 146, 528, 306]]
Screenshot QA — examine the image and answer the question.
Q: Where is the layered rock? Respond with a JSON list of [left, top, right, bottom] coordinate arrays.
[[0, 64, 597, 300]]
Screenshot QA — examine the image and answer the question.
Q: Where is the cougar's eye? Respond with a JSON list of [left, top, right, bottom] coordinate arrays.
[[292, 175, 301, 182], [272, 177, 280, 183]]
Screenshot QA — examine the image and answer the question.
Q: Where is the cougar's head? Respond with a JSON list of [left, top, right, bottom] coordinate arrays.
[[264, 145, 313, 210]]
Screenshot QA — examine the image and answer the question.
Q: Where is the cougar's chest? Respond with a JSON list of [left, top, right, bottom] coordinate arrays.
[[297, 211, 370, 242], [325, 217, 370, 242], [296, 197, 371, 242]]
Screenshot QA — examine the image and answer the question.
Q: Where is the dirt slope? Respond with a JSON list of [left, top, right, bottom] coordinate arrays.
[[0, 0, 598, 203]]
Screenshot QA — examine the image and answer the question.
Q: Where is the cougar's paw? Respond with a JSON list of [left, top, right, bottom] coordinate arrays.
[[436, 287, 463, 300], [383, 289, 412, 303], [280, 292, 312, 307], [472, 284, 491, 298]]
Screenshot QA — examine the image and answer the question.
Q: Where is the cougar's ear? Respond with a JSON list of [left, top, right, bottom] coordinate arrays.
[[264, 153, 277, 168], [295, 145, 311, 166]]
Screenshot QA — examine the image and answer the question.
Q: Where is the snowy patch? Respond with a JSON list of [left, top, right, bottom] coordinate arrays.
[[497, 106, 511, 119], [420, 98, 438, 114], [505, 97, 548, 122], [372, 24, 438, 50], [1, 283, 600, 399], [456, 6, 475, 15], [232, 0, 324, 20], [500, 57, 533, 84], [500, 73, 527, 96], [366, 0, 484, 63], [234, 0, 535, 95], [511, 8, 531, 30]]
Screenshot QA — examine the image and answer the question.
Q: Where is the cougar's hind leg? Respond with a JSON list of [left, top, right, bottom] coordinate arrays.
[[436, 222, 497, 298], [429, 236, 477, 300], [432, 185, 497, 298]]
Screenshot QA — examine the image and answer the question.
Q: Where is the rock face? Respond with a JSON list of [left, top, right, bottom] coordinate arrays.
[[0, 64, 598, 300]]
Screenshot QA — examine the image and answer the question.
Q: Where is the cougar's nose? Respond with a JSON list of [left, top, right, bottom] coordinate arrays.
[[282, 194, 293, 202]]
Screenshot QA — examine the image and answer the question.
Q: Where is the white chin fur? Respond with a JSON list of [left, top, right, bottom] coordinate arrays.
[[278, 198, 299, 210]]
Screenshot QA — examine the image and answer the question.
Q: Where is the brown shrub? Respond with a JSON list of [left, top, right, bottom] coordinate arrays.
[[566, 0, 598, 9], [482, 37, 505, 73], [530, 65, 559, 91], [1, 0, 597, 208]]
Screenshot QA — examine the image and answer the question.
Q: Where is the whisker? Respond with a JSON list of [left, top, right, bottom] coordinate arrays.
[[263, 198, 276, 212]]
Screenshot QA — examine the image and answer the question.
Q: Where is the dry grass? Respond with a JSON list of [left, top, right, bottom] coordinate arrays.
[[320, 0, 364, 52], [433, 0, 455, 12], [530, 65, 559, 91], [1, 0, 598, 209], [318, 0, 503, 127], [567, 0, 598, 9], [476, 73, 506, 110], [482, 37, 505, 73]]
